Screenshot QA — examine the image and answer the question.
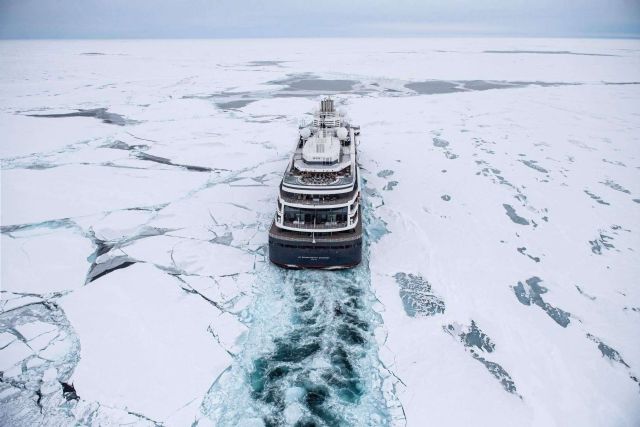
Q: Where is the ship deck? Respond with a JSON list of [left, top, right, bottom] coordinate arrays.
[[268, 214, 362, 243], [280, 186, 358, 205]]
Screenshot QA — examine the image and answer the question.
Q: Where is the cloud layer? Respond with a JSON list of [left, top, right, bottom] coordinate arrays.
[[1, 0, 639, 38]]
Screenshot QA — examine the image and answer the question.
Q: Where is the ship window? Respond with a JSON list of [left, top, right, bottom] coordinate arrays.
[[283, 206, 348, 225]]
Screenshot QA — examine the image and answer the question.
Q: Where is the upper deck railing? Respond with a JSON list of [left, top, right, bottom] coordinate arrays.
[[282, 172, 354, 188], [280, 187, 358, 206]]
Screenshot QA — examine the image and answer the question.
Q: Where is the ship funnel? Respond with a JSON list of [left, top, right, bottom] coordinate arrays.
[[320, 98, 334, 113]]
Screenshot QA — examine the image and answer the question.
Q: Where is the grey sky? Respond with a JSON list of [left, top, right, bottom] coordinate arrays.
[[1, 0, 639, 39]]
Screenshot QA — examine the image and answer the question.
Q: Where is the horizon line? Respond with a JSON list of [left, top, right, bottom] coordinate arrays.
[[2, 34, 640, 41]]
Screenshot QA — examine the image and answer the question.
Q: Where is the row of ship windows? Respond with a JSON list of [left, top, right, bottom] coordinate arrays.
[[282, 207, 349, 223]]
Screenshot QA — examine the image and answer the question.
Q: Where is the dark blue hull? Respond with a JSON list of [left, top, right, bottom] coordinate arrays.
[[269, 234, 362, 269]]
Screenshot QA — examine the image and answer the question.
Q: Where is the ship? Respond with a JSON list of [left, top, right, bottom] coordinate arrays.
[[268, 98, 362, 269]]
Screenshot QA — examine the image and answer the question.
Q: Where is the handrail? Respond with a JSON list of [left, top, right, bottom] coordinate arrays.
[[280, 189, 358, 206], [276, 210, 359, 233]]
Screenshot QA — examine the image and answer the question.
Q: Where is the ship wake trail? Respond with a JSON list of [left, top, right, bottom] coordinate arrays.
[[202, 217, 391, 426]]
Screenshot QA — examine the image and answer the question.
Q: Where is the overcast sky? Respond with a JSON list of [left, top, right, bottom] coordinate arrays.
[[1, 0, 639, 39]]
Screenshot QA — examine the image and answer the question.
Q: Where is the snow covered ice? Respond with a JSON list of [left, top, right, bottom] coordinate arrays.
[[1, 38, 639, 426]]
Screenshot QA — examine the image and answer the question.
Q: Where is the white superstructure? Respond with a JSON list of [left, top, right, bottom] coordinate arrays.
[[273, 98, 361, 234]]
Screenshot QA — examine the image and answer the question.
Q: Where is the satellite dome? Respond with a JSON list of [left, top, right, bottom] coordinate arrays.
[[300, 128, 311, 139], [336, 127, 348, 140]]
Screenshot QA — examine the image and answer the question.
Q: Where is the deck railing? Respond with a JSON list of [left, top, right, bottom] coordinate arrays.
[[280, 189, 358, 206]]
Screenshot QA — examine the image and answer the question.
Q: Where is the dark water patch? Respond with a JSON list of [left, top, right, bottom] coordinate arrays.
[[20, 163, 54, 170], [181, 163, 216, 172], [589, 232, 615, 255], [478, 166, 518, 192], [432, 137, 449, 148], [462, 80, 524, 90], [303, 384, 340, 426], [503, 204, 529, 225], [136, 152, 178, 167], [484, 50, 617, 57], [182, 91, 255, 104], [407, 79, 575, 95], [444, 321, 519, 396], [26, 108, 137, 126], [337, 324, 365, 345], [60, 382, 79, 401], [272, 92, 330, 98], [270, 74, 358, 93], [471, 354, 519, 395], [517, 247, 540, 263], [1, 218, 76, 235], [393, 273, 445, 317], [575, 285, 596, 301], [610, 224, 625, 232], [600, 179, 631, 194], [586, 334, 630, 368], [246, 271, 382, 425], [444, 151, 458, 159], [459, 321, 495, 353], [101, 140, 149, 151], [604, 81, 640, 86], [183, 94, 219, 100], [273, 339, 321, 363], [441, 195, 451, 201], [406, 81, 465, 94], [376, 170, 394, 178], [217, 99, 257, 110], [80, 52, 106, 56], [247, 60, 287, 67], [602, 158, 626, 167], [286, 79, 356, 92], [512, 277, 571, 327], [519, 159, 549, 174], [86, 256, 136, 283], [432, 137, 458, 159], [473, 139, 497, 154], [634, 199, 640, 204], [135, 152, 215, 172], [584, 190, 610, 206], [383, 181, 398, 191]]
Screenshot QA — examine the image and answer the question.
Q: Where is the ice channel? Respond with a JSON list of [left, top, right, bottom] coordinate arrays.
[[201, 198, 393, 427]]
